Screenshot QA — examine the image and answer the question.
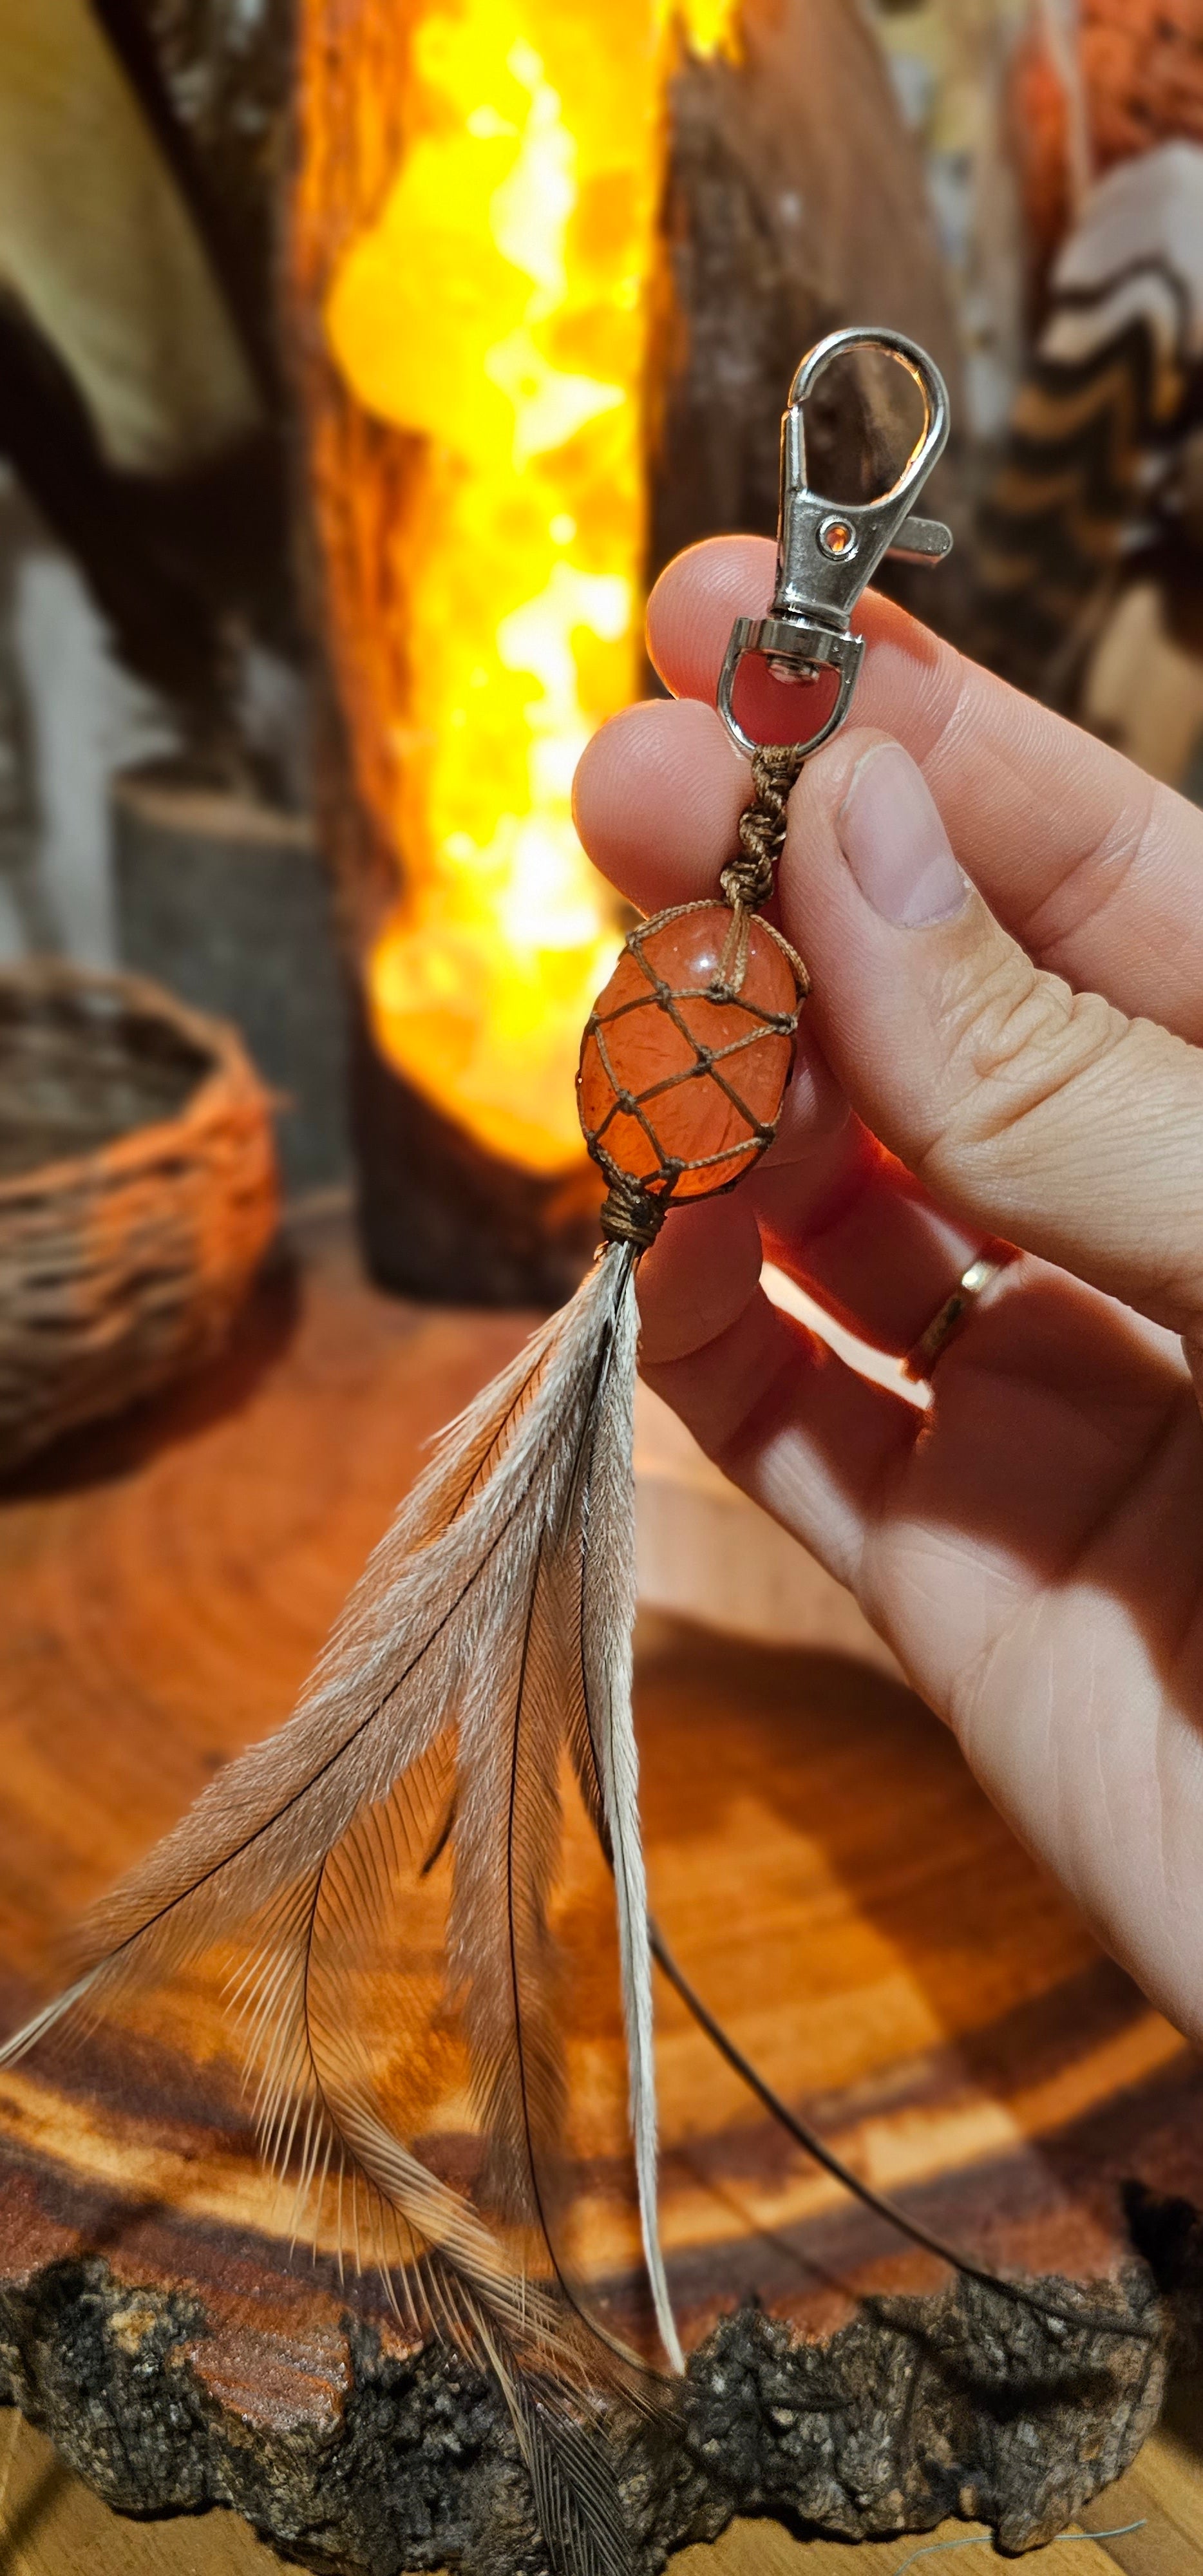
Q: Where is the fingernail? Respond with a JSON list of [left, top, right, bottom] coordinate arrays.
[[837, 742, 969, 927]]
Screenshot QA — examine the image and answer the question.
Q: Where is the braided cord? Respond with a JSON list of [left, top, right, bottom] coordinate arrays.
[[719, 744, 806, 913]]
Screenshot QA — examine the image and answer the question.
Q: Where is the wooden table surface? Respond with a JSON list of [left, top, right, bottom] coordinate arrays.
[[1, 1206, 1201, 2570]]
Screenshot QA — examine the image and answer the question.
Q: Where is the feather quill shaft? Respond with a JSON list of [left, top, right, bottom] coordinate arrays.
[[573, 1258, 683, 2371]]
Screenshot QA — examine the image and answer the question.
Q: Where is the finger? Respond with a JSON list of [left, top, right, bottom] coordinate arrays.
[[640, 1217, 1203, 2056], [639, 1233, 1187, 1652], [639, 1276, 918, 1602], [644, 538, 1203, 1041], [574, 696, 745, 921], [646, 535, 775, 701], [636, 1063, 981, 1368], [778, 728, 1203, 1351], [574, 710, 986, 1352], [751, 1117, 981, 1360]]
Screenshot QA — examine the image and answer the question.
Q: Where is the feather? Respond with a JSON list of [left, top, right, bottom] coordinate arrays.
[[569, 1260, 684, 2372], [0, 1238, 672, 2575], [500, 2356, 637, 2576], [1, 1258, 611, 2038]]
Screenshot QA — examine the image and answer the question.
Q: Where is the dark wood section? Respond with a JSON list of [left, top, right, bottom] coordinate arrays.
[[652, 0, 965, 595], [348, 1001, 602, 1306]]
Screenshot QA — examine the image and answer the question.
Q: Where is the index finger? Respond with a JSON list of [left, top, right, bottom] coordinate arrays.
[[649, 537, 1203, 1043]]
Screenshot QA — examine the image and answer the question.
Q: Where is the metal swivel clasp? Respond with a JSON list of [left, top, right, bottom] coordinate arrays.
[[717, 326, 952, 762]]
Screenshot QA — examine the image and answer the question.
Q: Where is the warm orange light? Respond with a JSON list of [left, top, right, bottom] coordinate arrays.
[[325, 0, 739, 1172]]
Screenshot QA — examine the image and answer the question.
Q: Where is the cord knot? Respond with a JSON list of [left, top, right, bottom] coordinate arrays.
[[600, 1172, 667, 1251]]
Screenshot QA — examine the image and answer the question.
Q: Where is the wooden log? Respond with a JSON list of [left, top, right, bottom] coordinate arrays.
[[348, 994, 603, 1304], [0, 1207, 1199, 2573], [650, 0, 965, 587], [112, 762, 352, 1195]]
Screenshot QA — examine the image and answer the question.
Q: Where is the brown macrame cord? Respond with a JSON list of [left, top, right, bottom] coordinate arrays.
[[592, 744, 809, 1249], [721, 743, 806, 911]]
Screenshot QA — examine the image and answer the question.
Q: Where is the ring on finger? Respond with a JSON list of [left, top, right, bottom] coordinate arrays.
[[905, 1246, 1016, 1382]]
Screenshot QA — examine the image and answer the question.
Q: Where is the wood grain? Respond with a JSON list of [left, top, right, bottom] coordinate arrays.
[[0, 1208, 1199, 2571]]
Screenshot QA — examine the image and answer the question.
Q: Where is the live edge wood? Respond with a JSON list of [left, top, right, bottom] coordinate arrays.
[[0, 1208, 1201, 2575]]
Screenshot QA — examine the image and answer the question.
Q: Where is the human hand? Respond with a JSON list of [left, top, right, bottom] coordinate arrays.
[[574, 536, 1203, 2047]]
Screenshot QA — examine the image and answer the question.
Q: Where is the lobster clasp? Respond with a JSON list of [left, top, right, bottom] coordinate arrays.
[[717, 326, 952, 762]]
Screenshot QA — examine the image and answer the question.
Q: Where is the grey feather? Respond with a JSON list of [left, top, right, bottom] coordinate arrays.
[[0, 1239, 677, 2574]]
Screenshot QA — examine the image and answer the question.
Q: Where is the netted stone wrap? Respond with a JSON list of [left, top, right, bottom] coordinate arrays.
[[577, 904, 806, 1229]]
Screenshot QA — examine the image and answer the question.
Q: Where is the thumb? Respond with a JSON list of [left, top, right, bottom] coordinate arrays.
[[780, 732, 1203, 1355]]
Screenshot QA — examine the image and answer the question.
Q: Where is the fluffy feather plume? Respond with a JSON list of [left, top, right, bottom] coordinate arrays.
[[0, 1240, 677, 2575]]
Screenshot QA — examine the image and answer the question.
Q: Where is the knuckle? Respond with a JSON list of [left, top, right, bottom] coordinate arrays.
[[927, 946, 1128, 1153], [1024, 772, 1158, 960]]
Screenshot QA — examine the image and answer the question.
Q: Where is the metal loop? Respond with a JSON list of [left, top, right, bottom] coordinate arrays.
[[718, 325, 952, 764]]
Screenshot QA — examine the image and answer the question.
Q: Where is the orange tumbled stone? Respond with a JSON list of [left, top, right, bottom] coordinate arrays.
[[577, 905, 802, 1202]]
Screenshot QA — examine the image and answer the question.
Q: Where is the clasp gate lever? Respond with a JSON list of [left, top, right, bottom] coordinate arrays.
[[717, 326, 952, 762]]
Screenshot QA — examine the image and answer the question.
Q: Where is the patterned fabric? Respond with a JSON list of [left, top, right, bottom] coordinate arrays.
[[1014, 0, 1203, 263], [977, 141, 1203, 701]]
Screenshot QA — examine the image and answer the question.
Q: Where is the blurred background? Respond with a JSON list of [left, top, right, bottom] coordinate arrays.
[[0, 0, 1200, 1335]]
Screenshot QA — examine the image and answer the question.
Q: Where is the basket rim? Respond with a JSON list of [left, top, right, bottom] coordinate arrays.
[[0, 957, 270, 1205]]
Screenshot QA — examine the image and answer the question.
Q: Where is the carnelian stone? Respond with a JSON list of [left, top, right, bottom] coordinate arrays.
[[577, 906, 800, 1201]]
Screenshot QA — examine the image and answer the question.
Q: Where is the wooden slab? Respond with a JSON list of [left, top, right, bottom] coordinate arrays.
[[0, 1208, 1200, 2573]]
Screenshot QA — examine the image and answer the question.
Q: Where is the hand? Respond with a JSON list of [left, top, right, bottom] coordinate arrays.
[[574, 535, 1203, 2047]]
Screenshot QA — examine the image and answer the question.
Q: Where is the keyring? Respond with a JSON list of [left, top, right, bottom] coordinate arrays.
[[717, 325, 953, 763]]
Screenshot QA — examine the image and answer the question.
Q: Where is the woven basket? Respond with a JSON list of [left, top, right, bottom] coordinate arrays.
[[0, 961, 279, 1472]]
